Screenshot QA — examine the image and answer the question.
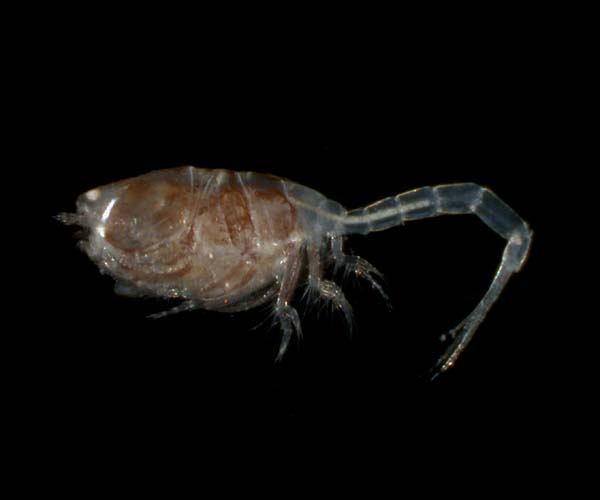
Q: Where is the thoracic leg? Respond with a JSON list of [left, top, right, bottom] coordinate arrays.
[[147, 300, 197, 319], [273, 246, 304, 361], [306, 243, 353, 330], [331, 237, 391, 309]]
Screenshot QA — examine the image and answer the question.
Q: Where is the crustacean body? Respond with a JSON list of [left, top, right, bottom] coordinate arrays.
[[58, 166, 532, 375]]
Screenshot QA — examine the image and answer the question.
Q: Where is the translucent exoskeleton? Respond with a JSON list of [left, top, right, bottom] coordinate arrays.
[[57, 166, 532, 377]]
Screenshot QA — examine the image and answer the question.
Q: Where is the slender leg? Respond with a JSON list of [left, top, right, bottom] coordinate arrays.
[[306, 243, 353, 331], [148, 300, 197, 319], [273, 246, 304, 361], [343, 183, 532, 376], [331, 236, 391, 309]]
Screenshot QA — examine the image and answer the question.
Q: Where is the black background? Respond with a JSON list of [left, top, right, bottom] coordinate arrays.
[[25, 19, 563, 464]]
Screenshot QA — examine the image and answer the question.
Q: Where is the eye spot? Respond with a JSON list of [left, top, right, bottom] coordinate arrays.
[[85, 189, 101, 201]]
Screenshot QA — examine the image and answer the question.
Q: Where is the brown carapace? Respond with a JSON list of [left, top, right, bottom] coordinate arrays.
[[58, 166, 532, 376]]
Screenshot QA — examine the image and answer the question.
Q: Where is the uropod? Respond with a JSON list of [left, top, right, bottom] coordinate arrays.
[[57, 167, 532, 376]]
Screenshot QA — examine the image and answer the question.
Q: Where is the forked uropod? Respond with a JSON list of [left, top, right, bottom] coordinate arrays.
[[57, 166, 532, 376]]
